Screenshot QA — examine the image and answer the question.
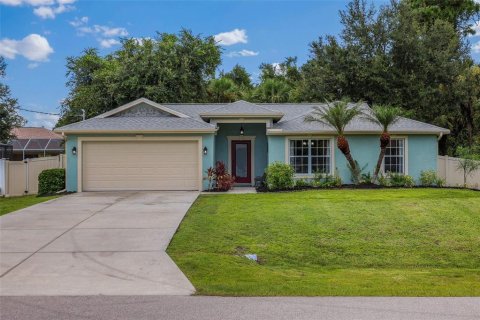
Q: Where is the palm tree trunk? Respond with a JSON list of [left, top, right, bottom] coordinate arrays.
[[373, 147, 387, 182], [337, 135, 356, 171], [344, 151, 357, 172]]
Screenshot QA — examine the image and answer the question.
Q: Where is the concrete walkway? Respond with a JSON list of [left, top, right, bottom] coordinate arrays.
[[1, 296, 478, 320], [0, 192, 197, 296]]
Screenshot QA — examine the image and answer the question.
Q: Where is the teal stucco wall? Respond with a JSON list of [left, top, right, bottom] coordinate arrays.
[[407, 135, 438, 180], [267, 134, 438, 184], [64, 133, 215, 192], [333, 135, 438, 183], [267, 135, 285, 164], [65, 132, 438, 191], [215, 123, 268, 178]]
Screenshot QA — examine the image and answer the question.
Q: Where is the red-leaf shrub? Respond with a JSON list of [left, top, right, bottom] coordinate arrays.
[[206, 161, 235, 191]]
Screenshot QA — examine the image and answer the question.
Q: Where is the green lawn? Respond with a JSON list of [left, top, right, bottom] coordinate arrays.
[[167, 189, 480, 296], [0, 195, 59, 216]]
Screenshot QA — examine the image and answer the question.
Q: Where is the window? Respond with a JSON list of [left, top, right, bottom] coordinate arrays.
[[384, 138, 405, 174], [289, 139, 331, 174]]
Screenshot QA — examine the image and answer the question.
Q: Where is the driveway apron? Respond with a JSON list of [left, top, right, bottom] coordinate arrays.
[[0, 192, 197, 296]]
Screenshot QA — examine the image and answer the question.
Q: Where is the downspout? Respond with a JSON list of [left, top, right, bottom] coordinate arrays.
[[437, 132, 443, 141]]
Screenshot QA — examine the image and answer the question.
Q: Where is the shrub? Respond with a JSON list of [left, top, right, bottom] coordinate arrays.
[[419, 170, 445, 187], [313, 171, 342, 188], [205, 161, 235, 191], [265, 162, 294, 190], [385, 172, 415, 188], [378, 173, 390, 187], [360, 171, 373, 185], [38, 168, 65, 196], [295, 179, 311, 188]]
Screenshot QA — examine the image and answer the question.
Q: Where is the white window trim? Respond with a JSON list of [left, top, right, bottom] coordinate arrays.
[[284, 136, 335, 178], [227, 136, 256, 185], [382, 136, 409, 175]]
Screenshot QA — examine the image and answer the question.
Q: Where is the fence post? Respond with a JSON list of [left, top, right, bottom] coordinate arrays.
[[0, 159, 5, 196], [24, 158, 29, 194]]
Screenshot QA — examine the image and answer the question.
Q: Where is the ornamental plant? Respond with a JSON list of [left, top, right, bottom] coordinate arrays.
[[205, 161, 235, 191], [265, 162, 295, 190]]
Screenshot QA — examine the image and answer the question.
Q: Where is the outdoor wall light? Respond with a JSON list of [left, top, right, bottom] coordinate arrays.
[[240, 125, 245, 136], [72, 146, 77, 155], [203, 146, 208, 155]]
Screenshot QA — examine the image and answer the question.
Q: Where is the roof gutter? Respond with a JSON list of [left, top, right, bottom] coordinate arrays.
[[266, 129, 451, 136], [54, 128, 218, 135]]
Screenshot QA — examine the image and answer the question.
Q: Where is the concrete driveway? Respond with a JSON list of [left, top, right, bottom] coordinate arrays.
[[0, 192, 197, 296]]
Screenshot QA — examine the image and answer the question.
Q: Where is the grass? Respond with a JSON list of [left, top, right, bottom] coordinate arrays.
[[0, 195, 59, 216], [167, 188, 480, 296]]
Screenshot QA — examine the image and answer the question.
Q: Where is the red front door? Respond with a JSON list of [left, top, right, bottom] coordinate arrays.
[[231, 140, 251, 184]]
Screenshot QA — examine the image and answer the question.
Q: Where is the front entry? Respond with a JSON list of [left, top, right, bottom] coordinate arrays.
[[231, 140, 252, 184]]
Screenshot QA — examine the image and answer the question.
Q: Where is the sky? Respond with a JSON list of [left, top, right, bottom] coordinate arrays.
[[1, 0, 480, 129]]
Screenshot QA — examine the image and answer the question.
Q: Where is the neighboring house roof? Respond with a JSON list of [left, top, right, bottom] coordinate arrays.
[[12, 127, 63, 140], [54, 98, 450, 135], [10, 127, 64, 153]]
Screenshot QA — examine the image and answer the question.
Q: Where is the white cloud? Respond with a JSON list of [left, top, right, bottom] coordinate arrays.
[[214, 28, 248, 46], [0, 0, 54, 5], [133, 37, 152, 45], [271, 62, 286, 76], [0, 34, 53, 62], [1, 0, 75, 19], [33, 3, 73, 19], [69, 17, 128, 49], [472, 41, 480, 53], [75, 24, 128, 37], [226, 49, 259, 57], [27, 62, 40, 69], [69, 16, 88, 27], [30, 113, 60, 129], [99, 38, 120, 48]]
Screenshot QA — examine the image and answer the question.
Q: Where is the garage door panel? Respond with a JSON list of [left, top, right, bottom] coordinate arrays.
[[82, 141, 199, 191]]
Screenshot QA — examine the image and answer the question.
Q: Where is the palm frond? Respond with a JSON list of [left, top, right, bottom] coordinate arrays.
[[304, 100, 362, 135], [364, 104, 403, 132]]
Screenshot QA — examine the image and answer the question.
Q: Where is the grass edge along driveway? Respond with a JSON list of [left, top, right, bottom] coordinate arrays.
[[0, 195, 59, 216], [167, 189, 480, 296]]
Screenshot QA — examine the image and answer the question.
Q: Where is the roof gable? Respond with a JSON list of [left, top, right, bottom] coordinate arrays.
[[95, 98, 189, 119], [199, 100, 284, 119]]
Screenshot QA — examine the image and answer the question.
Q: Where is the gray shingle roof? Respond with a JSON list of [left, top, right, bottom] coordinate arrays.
[[55, 117, 215, 132], [199, 100, 284, 118], [55, 99, 450, 135]]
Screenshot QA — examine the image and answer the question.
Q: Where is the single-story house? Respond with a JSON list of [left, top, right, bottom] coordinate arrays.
[[54, 98, 449, 192], [10, 127, 65, 161]]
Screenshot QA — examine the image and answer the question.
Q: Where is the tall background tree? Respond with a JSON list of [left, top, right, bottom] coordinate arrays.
[[57, 1, 480, 156], [0, 57, 25, 143], [300, 0, 479, 155], [58, 29, 221, 126]]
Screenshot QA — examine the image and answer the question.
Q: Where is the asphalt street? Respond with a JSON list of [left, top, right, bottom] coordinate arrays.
[[1, 296, 479, 320]]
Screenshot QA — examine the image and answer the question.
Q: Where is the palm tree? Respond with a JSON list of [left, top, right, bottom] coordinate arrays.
[[255, 78, 290, 103], [364, 105, 403, 182], [207, 77, 238, 102], [305, 100, 362, 173]]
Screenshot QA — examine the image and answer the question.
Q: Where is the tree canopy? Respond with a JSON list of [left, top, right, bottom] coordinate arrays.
[[0, 57, 24, 143], [57, 0, 480, 155]]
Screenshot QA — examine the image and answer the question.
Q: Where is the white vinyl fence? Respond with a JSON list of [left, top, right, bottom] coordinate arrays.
[[0, 155, 65, 197], [437, 156, 480, 189]]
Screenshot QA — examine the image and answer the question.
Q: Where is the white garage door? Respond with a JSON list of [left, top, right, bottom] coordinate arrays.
[[82, 140, 199, 191]]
